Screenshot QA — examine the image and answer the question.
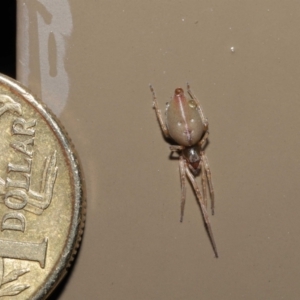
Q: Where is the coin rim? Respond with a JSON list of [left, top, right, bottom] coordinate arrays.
[[0, 74, 85, 300]]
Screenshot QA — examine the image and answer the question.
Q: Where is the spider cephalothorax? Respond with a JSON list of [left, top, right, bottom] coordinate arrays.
[[183, 146, 201, 175]]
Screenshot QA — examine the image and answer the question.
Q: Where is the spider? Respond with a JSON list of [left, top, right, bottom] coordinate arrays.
[[149, 83, 218, 257]]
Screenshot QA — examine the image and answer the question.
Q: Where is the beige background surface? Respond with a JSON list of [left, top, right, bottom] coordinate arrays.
[[17, 1, 300, 299]]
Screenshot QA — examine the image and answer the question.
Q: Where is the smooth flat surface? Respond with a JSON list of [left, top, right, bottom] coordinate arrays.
[[18, 1, 300, 299]]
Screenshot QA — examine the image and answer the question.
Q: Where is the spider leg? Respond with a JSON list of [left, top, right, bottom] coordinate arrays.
[[179, 156, 187, 222], [170, 145, 184, 152], [200, 151, 215, 215], [199, 131, 209, 149], [185, 161, 218, 257], [200, 159, 208, 209], [186, 82, 208, 130], [149, 84, 170, 138]]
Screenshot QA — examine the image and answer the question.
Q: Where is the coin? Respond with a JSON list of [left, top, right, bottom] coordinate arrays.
[[0, 74, 85, 299]]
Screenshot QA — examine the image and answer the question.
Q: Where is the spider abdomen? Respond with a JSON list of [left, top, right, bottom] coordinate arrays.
[[166, 89, 204, 146]]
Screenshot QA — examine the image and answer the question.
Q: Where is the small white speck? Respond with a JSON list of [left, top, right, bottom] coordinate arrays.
[[230, 46, 235, 53], [182, 18, 185, 21]]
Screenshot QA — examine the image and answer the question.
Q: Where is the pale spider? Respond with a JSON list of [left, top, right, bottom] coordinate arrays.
[[149, 83, 218, 257]]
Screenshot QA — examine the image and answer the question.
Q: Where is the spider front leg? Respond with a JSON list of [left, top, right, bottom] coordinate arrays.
[[186, 82, 209, 131], [185, 161, 218, 257], [149, 84, 169, 138]]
